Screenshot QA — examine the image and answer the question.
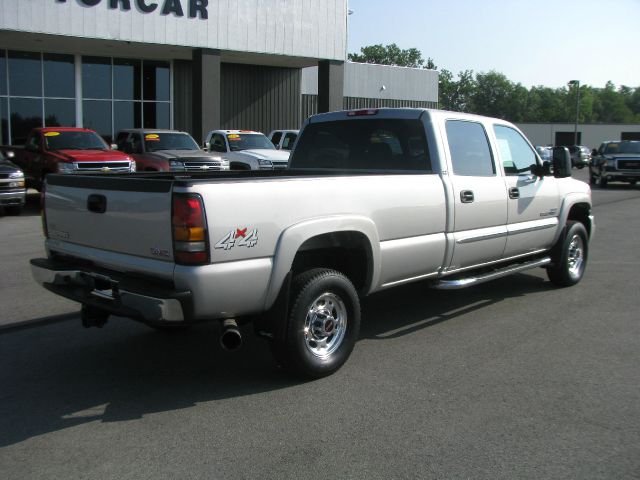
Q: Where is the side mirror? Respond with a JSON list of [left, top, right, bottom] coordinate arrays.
[[531, 161, 552, 177], [552, 146, 572, 178], [591, 148, 598, 157], [110, 143, 118, 150], [204, 142, 211, 151], [4, 149, 15, 158]]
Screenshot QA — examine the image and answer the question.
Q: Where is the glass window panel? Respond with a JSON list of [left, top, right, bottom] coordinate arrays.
[[494, 125, 536, 175], [10, 97, 43, 145], [83, 100, 112, 143], [445, 120, 495, 177], [143, 102, 170, 129], [82, 56, 111, 99], [0, 51, 6, 95], [44, 53, 75, 98], [114, 101, 141, 132], [45, 99, 76, 127], [0, 98, 8, 146], [114, 58, 141, 100], [143, 61, 170, 101], [9, 51, 42, 97]]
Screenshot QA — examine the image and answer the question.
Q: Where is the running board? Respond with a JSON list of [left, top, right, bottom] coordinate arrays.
[[433, 257, 552, 290]]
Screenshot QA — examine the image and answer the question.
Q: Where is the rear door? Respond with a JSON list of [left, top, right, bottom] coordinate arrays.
[[444, 119, 508, 271], [493, 124, 560, 258]]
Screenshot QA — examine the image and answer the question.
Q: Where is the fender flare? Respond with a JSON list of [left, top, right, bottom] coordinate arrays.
[[551, 192, 593, 245], [263, 215, 381, 310]]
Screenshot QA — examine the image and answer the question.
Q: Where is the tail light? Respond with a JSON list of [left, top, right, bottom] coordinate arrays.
[[172, 194, 209, 265]]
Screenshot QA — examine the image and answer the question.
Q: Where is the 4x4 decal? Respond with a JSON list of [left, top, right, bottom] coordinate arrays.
[[215, 228, 259, 250]]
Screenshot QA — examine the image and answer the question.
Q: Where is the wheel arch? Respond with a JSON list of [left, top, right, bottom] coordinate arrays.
[[263, 216, 381, 310], [553, 194, 594, 245]]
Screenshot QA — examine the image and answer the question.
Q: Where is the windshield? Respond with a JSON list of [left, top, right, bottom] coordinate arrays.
[[45, 131, 109, 151], [604, 142, 640, 154], [227, 133, 275, 152], [144, 133, 199, 152]]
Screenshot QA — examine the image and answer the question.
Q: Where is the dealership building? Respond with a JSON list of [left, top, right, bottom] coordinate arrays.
[[0, 0, 438, 145]]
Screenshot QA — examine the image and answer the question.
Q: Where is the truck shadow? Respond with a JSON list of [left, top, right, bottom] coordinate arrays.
[[360, 272, 554, 340], [0, 271, 554, 447]]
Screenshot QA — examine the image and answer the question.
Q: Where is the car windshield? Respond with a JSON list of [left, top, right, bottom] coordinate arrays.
[[45, 131, 109, 151], [604, 142, 640, 154], [227, 133, 275, 152], [144, 133, 199, 152]]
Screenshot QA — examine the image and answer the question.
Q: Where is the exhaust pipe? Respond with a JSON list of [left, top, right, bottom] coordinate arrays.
[[220, 319, 242, 351]]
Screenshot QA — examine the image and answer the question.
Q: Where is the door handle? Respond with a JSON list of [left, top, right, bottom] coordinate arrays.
[[509, 187, 520, 199], [460, 190, 474, 203]]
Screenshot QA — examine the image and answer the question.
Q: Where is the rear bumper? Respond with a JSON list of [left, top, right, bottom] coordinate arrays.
[[30, 257, 192, 323]]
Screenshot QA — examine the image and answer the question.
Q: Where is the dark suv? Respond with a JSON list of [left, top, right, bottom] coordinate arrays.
[[115, 129, 229, 172], [589, 140, 640, 188]]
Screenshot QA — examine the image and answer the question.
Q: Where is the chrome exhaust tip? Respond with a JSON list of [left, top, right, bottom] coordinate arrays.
[[220, 318, 242, 351]]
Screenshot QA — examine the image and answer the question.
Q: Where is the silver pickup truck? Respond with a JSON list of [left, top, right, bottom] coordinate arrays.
[[31, 108, 594, 378]]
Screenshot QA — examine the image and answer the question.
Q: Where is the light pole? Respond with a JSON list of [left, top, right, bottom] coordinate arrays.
[[568, 80, 580, 145]]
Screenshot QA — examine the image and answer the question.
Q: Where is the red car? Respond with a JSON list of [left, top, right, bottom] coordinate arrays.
[[0, 127, 135, 191]]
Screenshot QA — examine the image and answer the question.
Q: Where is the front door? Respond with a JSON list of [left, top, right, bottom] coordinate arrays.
[[493, 125, 560, 258]]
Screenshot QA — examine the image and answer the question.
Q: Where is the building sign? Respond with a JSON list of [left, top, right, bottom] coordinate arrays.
[[55, 0, 208, 19]]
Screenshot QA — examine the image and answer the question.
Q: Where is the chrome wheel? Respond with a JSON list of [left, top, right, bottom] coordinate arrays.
[[567, 234, 585, 280], [303, 292, 347, 358]]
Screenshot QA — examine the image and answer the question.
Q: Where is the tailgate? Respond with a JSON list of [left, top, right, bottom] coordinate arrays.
[[45, 175, 175, 261]]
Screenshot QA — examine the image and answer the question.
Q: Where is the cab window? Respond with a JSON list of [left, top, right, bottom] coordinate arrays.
[[493, 125, 536, 175], [446, 120, 495, 176]]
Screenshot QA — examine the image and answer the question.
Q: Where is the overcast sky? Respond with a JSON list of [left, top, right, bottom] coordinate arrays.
[[346, 0, 640, 89]]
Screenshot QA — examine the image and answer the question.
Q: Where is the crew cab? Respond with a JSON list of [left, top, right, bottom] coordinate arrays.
[[589, 140, 640, 188], [31, 108, 594, 379], [115, 129, 229, 172], [0, 127, 135, 191], [204, 130, 290, 169], [0, 152, 26, 215]]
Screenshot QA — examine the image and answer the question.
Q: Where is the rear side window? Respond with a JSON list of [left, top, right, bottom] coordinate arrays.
[[446, 120, 495, 176], [289, 119, 431, 171]]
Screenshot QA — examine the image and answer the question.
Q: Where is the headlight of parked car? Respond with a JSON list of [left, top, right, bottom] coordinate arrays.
[[169, 160, 186, 171], [57, 162, 77, 174], [130, 161, 137, 172], [257, 159, 273, 167], [8, 171, 24, 179]]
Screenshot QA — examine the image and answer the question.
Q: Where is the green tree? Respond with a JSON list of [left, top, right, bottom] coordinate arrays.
[[348, 43, 425, 68]]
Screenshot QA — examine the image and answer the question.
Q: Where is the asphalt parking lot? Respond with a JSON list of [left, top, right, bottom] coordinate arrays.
[[1, 169, 639, 479]]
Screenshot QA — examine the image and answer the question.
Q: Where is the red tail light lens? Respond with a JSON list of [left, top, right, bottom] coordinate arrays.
[[172, 194, 209, 265]]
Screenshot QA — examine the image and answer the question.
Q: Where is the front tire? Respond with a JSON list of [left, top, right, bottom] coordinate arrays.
[[546, 221, 588, 287], [273, 268, 360, 379]]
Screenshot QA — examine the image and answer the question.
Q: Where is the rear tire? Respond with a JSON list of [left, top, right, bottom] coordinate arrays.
[[546, 221, 588, 287], [272, 268, 360, 379]]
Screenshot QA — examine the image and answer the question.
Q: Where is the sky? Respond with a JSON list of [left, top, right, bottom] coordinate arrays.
[[346, 0, 640, 89]]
